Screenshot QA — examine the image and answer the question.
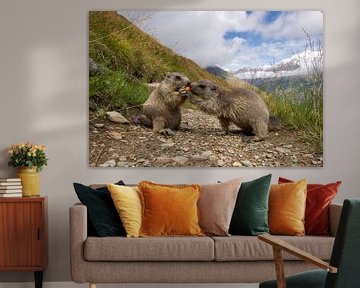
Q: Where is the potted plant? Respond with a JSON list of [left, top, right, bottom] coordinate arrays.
[[8, 143, 48, 197]]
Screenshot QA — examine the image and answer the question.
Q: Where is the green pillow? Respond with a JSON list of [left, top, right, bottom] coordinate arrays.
[[229, 174, 272, 236]]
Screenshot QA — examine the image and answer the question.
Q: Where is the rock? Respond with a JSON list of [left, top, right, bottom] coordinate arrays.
[[275, 147, 287, 154], [138, 137, 147, 140], [108, 131, 123, 140], [312, 160, 318, 165], [119, 156, 127, 162], [111, 153, 119, 159], [99, 159, 116, 167], [161, 142, 175, 150], [106, 111, 129, 124], [117, 161, 129, 167], [291, 156, 298, 163], [157, 136, 169, 143], [172, 156, 188, 165], [284, 144, 293, 148], [217, 159, 225, 167], [266, 153, 273, 158], [94, 123, 104, 128], [89, 58, 101, 76], [254, 155, 260, 160], [154, 156, 172, 165], [232, 161, 242, 167], [92, 130, 99, 134], [191, 155, 208, 161], [241, 160, 252, 167], [191, 150, 212, 161]]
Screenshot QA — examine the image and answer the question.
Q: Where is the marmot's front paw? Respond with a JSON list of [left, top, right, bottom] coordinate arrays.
[[159, 128, 175, 136], [179, 86, 191, 98]]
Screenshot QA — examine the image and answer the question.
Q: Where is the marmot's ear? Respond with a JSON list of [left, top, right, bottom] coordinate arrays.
[[211, 85, 219, 92]]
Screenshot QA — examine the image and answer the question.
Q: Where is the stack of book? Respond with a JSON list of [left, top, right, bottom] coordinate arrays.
[[0, 178, 22, 197]]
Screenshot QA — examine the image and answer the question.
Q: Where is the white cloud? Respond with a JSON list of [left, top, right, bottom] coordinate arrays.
[[119, 11, 323, 70]]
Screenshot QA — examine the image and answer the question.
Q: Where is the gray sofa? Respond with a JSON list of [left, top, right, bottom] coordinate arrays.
[[70, 202, 342, 288]]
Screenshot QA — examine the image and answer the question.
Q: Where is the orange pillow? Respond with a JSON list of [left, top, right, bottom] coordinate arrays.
[[269, 179, 307, 236], [138, 181, 204, 237]]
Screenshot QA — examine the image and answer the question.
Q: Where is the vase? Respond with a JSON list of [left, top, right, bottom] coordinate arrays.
[[16, 167, 40, 197]]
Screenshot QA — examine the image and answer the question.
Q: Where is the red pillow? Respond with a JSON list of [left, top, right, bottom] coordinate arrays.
[[278, 177, 341, 236]]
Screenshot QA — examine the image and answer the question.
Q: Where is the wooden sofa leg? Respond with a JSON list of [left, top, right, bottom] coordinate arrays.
[[89, 283, 96, 288]]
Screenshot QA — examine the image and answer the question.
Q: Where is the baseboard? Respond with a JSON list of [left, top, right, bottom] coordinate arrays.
[[0, 282, 259, 288]]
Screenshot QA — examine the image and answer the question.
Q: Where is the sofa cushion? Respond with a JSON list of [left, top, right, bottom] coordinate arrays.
[[269, 179, 307, 236], [139, 181, 203, 237], [84, 236, 214, 261], [212, 236, 334, 261], [73, 181, 126, 237], [229, 174, 271, 236], [198, 178, 242, 236], [279, 177, 341, 236], [107, 184, 142, 238]]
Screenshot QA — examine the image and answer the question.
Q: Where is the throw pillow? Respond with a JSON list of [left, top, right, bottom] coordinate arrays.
[[269, 179, 307, 236], [73, 181, 126, 237], [198, 178, 242, 236], [107, 183, 142, 238], [229, 174, 272, 236], [279, 177, 341, 236], [138, 181, 203, 237]]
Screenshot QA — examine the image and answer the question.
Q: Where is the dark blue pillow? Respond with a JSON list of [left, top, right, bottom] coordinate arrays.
[[73, 181, 126, 237]]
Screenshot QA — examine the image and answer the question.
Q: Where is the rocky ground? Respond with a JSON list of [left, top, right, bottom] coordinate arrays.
[[89, 109, 323, 168]]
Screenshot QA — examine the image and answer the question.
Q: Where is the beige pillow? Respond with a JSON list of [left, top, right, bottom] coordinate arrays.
[[198, 178, 242, 236]]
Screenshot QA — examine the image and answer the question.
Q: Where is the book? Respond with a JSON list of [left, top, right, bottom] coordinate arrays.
[[0, 186, 22, 190], [0, 182, 22, 186], [0, 189, 22, 193], [0, 193, 22, 198], [0, 178, 21, 182]]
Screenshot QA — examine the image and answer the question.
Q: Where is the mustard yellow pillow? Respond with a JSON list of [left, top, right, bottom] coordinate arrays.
[[107, 183, 142, 238], [138, 181, 204, 237], [269, 179, 307, 236]]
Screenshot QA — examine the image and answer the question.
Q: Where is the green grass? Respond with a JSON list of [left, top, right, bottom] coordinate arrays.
[[89, 69, 149, 112], [265, 86, 323, 152]]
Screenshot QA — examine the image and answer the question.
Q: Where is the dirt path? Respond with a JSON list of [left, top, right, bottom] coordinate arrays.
[[89, 109, 323, 167]]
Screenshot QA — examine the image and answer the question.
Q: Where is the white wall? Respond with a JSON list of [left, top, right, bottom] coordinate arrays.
[[0, 0, 359, 283]]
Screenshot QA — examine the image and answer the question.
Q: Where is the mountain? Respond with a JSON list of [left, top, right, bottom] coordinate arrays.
[[206, 66, 230, 78], [206, 66, 249, 89], [233, 50, 323, 79]]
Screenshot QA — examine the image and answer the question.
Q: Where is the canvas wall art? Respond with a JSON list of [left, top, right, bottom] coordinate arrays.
[[89, 11, 323, 167]]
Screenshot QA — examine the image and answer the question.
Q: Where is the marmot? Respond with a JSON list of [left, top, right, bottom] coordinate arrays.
[[188, 80, 270, 139], [137, 72, 190, 133]]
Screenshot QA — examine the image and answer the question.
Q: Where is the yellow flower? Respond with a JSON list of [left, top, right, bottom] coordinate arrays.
[[8, 149, 13, 155]]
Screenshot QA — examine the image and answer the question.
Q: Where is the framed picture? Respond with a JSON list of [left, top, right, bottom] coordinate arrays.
[[89, 11, 323, 168]]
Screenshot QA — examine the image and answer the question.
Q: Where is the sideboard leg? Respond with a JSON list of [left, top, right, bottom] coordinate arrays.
[[90, 283, 97, 288], [34, 271, 43, 288]]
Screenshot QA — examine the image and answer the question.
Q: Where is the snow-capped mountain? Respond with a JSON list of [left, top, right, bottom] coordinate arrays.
[[233, 50, 323, 79]]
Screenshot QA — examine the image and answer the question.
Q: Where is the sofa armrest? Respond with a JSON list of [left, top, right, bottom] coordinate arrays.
[[329, 203, 342, 237], [69, 203, 88, 283]]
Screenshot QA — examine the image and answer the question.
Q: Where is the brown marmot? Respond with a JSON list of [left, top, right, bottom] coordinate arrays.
[[188, 80, 270, 139], [137, 72, 190, 133]]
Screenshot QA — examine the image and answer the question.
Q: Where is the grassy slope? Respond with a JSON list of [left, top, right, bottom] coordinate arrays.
[[89, 11, 228, 112]]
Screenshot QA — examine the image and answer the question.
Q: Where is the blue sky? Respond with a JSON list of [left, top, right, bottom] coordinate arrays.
[[120, 11, 323, 71]]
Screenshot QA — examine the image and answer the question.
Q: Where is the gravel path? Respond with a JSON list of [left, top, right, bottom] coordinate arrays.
[[89, 109, 323, 167]]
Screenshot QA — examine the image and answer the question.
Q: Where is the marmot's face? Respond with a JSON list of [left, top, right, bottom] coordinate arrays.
[[163, 72, 190, 91], [189, 80, 219, 99]]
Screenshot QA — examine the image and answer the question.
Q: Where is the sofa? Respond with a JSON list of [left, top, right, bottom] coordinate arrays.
[[70, 201, 342, 287]]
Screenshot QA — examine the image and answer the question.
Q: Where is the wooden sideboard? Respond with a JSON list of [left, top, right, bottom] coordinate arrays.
[[0, 197, 48, 288]]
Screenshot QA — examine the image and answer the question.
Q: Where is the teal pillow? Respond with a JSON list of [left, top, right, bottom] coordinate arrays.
[[229, 174, 272, 236]]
